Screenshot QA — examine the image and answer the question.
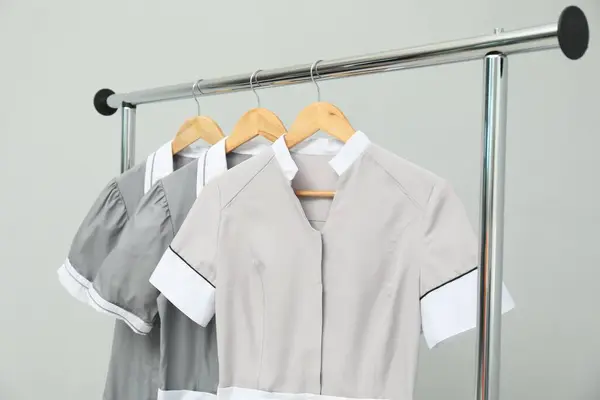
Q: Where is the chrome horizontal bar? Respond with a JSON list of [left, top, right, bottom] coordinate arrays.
[[96, 6, 588, 113]]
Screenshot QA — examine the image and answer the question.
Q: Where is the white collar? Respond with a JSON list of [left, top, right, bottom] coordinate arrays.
[[144, 140, 208, 194], [203, 138, 228, 186], [197, 137, 268, 196], [144, 141, 175, 193], [144, 137, 269, 195], [271, 131, 371, 181]]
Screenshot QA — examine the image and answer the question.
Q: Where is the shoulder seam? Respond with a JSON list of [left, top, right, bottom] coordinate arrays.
[[222, 154, 275, 209], [158, 181, 177, 238], [112, 179, 131, 220], [426, 182, 437, 204], [364, 151, 424, 211]]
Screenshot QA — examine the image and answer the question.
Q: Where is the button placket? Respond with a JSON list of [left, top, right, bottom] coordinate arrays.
[[317, 233, 324, 395]]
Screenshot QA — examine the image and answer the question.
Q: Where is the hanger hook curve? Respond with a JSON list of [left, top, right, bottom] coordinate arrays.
[[310, 60, 323, 102], [250, 69, 262, 108], [192, 79, 203, 115]]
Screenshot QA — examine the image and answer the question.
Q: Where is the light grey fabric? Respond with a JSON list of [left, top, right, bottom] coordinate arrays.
[[159, 138, 482, 400], [92, 151, 251, 397]]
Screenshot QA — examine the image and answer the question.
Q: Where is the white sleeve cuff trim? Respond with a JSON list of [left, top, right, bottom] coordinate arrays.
[[150, 246, 215, 327], [421, 268, 515, 349], [86, 285, 153, 335], [57, 258, 91, 304]]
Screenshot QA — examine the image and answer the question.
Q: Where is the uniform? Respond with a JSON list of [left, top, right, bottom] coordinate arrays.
[[87, 138, 343, 400], [151, 132, 515, 400], [57, 140, 205, 400], [89, 140, 261, 399]]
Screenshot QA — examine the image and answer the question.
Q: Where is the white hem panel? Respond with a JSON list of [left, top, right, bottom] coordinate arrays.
[[218, 387, 385, 400], [57, 259, 91, 304], [86, 285, 153, 335], [157, 389, 216, 400], [150, 247, 216, 327], [421, 268, 515, 349]]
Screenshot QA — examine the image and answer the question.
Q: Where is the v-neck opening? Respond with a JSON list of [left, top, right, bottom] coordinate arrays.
[[271, 146, 370, 236]]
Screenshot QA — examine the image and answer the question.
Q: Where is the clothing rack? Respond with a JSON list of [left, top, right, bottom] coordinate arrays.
[[93, 6, 589, 400]]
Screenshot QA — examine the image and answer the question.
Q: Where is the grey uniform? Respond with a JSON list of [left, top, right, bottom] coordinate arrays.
[[58, 140, 205, 400], [88, 139, 265, 400], [152, 132, 515, 400]]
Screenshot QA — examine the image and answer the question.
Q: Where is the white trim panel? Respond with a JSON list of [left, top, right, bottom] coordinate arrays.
[[204, 139, 227, 184], [271, 133, 371, 180], [157, 389, 216, 400], [218, 387, 385, 400], [272, 136, 299, 181], [152, 141, 176, 186], [86, 285, 153, 335], [150, 247, 216, 327], [144, 141, 178, 193], [144, 152, 155, 193], [57, 258, 91, 304], [328, 130, 370, 176], [420, 268, 515, 349]]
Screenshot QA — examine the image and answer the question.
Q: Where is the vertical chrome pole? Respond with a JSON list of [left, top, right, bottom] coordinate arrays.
[[120, 102, 136, 173], [475, 51, 508, 400]]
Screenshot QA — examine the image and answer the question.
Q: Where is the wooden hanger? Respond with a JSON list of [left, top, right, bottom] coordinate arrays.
[[172, 116, 225, 154], [172, 80, 226, 155], [225, 70, 286, 153], [284, 102, 355, 148], [225, 108, 286, 152], [285, 61, 356, 198]]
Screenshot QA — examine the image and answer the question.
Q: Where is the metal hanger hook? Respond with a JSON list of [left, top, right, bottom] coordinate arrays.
[[192, 79, 204, 115], [250, 69, 262, 108], [310, 60, 323, 102]]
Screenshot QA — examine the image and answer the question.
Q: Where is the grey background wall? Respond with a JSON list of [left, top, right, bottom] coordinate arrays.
[[0, 0, 597, 399]]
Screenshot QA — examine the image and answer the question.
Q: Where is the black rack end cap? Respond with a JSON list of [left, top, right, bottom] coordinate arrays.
[[94, 88, 118, 116], [558, 5, 589, 60]]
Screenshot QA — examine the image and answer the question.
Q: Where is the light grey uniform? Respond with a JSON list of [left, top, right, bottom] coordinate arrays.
[[88, 139, 264, 400], [58, 140, 204, 400], [151, 132, 515, 400]]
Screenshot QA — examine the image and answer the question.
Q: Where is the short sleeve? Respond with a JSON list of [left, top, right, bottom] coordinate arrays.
[[57, 179, 128, 304], [150, 180, 221, 327], [419, 181, 514, 348], [87, 182, 173, 335]]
